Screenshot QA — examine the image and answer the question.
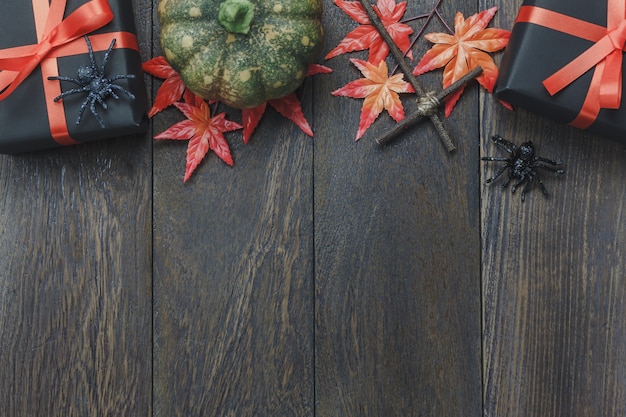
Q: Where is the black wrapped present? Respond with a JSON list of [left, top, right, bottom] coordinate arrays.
[[495, 0, 626, 140], [0, 0, 147, 153]]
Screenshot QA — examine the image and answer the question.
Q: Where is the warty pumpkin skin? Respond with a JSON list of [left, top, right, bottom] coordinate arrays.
[[158, 0, 324, 109]]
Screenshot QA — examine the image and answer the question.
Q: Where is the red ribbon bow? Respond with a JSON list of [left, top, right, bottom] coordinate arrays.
[[516, 1, 626, 129], [0, 0, 114, 100]]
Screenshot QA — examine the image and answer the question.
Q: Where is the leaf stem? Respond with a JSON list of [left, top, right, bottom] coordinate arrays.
[[401, 0, 451, 33], [358, 0, 455, 151], [436, 8, 454, 34]]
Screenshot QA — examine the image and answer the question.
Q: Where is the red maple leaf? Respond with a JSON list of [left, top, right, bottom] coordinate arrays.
[[413, 7, 510, 116], [332, 58, 414, 140], [154, 95, 242, 182], [142, 56, 195, 117], [241, 64, 333, 143], [241, 95, 312, 144], [326, 0, 413, 64], [306, 64, 334, 77]]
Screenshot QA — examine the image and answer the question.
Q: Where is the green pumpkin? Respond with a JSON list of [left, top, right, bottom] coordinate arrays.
[[158, 0, 324, 109]]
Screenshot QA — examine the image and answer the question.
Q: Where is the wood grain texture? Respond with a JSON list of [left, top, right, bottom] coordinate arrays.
[[481, 1, 626, 416], [151, 6, 316, 415], [314, 1, 482, 416], [152, 115, 315, 417], [0, 2, 153, 416]]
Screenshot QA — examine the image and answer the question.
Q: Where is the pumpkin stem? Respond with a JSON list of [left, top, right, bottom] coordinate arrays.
[[218, 0, 255, 35]]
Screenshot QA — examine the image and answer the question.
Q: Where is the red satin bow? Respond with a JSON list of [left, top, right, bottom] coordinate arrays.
[[516, 1, 626, 129], [0, 0, 113, 100]]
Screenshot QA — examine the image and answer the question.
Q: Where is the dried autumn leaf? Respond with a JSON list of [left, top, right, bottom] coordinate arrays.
[[413, 7, 510, 116], [142, 56, 195, 117], [242, 64, 333, 143], [326, 0, 413, 64], [154, 95, 242, 182], [332, 58, 414, 140]]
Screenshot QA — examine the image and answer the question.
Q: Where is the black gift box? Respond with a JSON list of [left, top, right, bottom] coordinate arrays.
[[0, 0, 147, 154], [494, 0, 626, 141]]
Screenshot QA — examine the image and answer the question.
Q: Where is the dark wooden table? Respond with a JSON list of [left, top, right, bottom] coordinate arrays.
[[2, 0, 625, 416]]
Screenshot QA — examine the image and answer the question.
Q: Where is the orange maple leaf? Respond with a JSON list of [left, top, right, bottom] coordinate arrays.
[[413, 7, 510, 116], [332, 58, 414, 140], [326, 0, 413, 64], [154, 95, 242, 182]]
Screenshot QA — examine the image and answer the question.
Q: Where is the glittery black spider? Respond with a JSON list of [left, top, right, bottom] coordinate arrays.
[[482, 135, 564, 201], [48, 35, 136, 128]]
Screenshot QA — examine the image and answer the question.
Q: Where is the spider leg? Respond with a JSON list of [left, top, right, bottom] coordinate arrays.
[[53, 87, 90, 102], [519, 178, 534, 202], [535, 156, 563, 166], [481, 157, 510, 162], [485, 163, 511, 184], [109, 74, 136, 81], [511, 176, 528, 195], [109, 84, 136, 99], [47, 75, 83, 85], [89, 98, 106, 128], [83, 35, 99, 73], [100, 38, 117, 74], [501, 174, 513, 189], [491, 135, 518, 156], [95, 93, 109, 110], [535, 175, 549, 196], [75, 94, 105, 127], [75, 97, 90, 125], [535, 162, 565, 174]]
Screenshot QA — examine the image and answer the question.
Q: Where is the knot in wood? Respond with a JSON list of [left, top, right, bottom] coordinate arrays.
[[416, 92, 441, 116]]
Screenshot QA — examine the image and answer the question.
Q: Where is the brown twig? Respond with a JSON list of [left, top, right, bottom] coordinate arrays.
[[375, 66, 483, 146], [358, 0, 457, 151]]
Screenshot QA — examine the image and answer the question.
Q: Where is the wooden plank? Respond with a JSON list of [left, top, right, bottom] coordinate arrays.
[[151, 7, 316, 416], [482, 1, 626, 416], [0, 1, 153, 416], [152, 111, 315, 417], [314, 1, 482, 416]]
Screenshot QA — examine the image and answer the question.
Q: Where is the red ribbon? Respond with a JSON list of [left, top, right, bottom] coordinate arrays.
[[516, 2, 626, 129], [0, 0, 114, 100]]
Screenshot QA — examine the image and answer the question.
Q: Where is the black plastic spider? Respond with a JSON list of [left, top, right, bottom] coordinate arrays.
[[482, 135, 564, 201], [48, 35, 136, 128]]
